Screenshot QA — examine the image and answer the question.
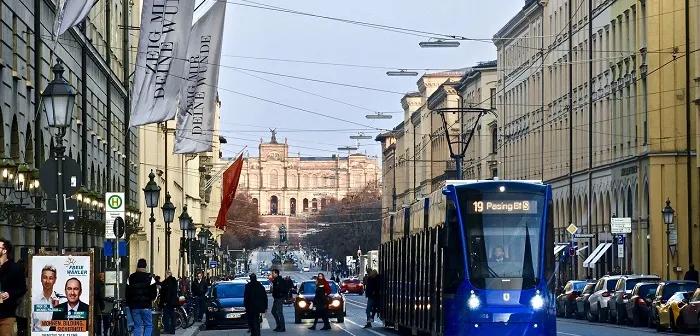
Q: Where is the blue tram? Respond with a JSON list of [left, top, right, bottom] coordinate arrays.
[[378, 179, 556, 336]]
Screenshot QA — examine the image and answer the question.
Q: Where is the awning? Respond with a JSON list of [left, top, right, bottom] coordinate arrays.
[[575, 246, 589, 256], [554, 244, 567, 255], [584, 243, 613, 268], [582, 243, 608, 267]]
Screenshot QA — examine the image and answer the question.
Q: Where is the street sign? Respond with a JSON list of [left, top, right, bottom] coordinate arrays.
[[209, 261, 218, 269], [573, 233, 595, 238], [105, 192, 125, 239], [616, 234, 625, 244], [566, 224, 578, 235], [39, 157, 82, 197], [611, 217, 632, 234], [617, 244, 624, 258], [113, 217, 125, 240]]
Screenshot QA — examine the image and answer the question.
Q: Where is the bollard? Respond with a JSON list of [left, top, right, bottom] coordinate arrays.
[[151, 310, 162, 336]]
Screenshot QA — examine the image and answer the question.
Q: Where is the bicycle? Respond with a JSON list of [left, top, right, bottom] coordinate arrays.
[[105, 297, 130, 336]]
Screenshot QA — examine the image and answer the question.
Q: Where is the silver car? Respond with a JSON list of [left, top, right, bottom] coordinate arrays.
[[586, 275, 622, 322]]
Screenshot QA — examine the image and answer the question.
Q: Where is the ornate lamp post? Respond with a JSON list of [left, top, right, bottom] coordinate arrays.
[[143, 170, 161, 273], [198, 229, 208, 274], [41, 60, 77, 252], [662, 199, 675, 280], [161, 192, 176, 271], [178, 204, 193, 277], [185, 221, 195, 279]]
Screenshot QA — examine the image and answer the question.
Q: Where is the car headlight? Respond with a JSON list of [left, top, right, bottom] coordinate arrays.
[[531, 295, 544, 310], [468, 295, 480, 309], [298, 301, 308, 308], [331, 300, 341, 307]]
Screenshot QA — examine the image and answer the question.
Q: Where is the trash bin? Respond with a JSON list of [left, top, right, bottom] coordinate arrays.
[[151, 310, 161, 336]]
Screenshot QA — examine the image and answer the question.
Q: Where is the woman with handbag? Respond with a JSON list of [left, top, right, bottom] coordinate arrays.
[[309, 273, 331, 331]]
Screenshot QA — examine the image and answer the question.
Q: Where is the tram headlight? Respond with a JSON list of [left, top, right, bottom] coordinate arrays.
[[530, 295, 544, 310], [468, 295, 480, 309]]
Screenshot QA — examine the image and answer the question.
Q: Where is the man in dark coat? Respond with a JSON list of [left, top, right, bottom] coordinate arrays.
[[126, 259, 158, 336], [0, 239, 27, 335], [244, 273, 268, 336], [363, 269, 380, 328], [685, 264, 699, 282], [192, 272, 210, 322], [160, 270, 179, 334]]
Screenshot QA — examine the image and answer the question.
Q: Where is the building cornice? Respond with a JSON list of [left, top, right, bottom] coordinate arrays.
[[493, 1, 542, 47], [427, 82, 459, 110]]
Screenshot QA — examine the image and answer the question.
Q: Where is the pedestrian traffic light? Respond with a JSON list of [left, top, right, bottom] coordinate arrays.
[[568, 247, 576, 257]]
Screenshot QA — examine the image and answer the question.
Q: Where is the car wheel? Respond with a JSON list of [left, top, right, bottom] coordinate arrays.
[[295, 315, 302, 324], [337, 315, 344, 323], [586, 304, 596, 322]]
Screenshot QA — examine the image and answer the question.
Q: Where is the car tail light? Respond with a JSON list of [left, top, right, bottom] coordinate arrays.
[[601, 292, 611, 297], [568, 293, 578, 300], [636, 298, 646, 306]]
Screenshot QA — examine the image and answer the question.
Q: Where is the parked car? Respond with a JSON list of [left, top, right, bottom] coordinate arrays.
[[260, 279, 272, 293], [575, 283, 596, 319], [624, 282, 659, 327], [607, 274, 661, 324], [656, 290, 694, 331], [648, 280, 699, 329], [671, 288, 700, 333], [586, 275, 622, 322], [556, 280, 590, 318], [203, 280, 249, 330]]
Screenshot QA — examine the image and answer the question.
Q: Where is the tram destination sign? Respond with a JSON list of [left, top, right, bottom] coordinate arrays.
[[468, 200, 538, 214]]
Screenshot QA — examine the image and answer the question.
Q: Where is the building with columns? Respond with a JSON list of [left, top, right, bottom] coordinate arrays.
[[238, 132, 380, 221]]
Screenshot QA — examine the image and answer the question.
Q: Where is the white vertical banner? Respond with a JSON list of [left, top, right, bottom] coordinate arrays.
[[54, 0, 96, 38], [129, 0, 195, 127], [173, 0, 226, 154]]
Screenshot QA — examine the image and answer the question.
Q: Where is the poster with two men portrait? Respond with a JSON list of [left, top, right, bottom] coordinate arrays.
[[28, 250, 93, 336]]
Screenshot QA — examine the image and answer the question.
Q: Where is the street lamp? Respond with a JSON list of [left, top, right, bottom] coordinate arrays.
[[162, 192, 176, 270], [41, 59, 77, 252], [185, 221, 195, 279], [434, 107, 492, 179], [419, 40, 461, 48], [386, 70, 419, 76], [143, 170, 161, 273], [662, 199, 675, 280], [178, 204, 192, 277]]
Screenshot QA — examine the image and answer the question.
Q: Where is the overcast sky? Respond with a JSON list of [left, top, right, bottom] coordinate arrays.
[[217, 0, 524, 160]]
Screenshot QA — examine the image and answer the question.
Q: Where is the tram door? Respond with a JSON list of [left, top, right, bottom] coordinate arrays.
[[441, 200, 464, 333]]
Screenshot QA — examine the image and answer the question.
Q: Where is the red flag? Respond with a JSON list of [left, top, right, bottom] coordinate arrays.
[[215, 154, 244, 229]]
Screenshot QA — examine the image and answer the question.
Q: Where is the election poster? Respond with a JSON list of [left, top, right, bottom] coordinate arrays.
[[28, 250, 94, 336]]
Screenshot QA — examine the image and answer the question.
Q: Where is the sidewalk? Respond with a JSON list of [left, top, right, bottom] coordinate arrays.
[[175, 323, 201, 336]]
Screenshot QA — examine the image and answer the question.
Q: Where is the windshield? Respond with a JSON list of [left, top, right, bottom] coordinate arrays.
[[214, 284, 245, 298], [572, 282, 587, 291], [636, 284, 658, 298], [662, 283, 699, 299], [261, 280, 270, 285], [582, 284, 595, 294], [300, 282, 339, 295], [458, 188, 545, 290], [626, 278, 658, 290]]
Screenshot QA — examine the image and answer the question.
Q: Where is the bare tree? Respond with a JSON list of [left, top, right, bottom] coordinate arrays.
[[222, 192, 270, 250], [306, 184, 382, 261]]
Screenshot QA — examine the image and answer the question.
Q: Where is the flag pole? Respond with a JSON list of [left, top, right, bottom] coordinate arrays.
[[204, 146, 247, 190]]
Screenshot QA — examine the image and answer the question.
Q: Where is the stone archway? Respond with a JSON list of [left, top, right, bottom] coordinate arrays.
[[270, 195, 279, 215]]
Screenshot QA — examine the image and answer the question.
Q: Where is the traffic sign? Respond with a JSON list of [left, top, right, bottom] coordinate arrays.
[[209, 260, 218, 269], [105, 192, 125, 239], [568, 247, 576, 257], [113, 217, 125, 240], [39, 157, 82, 198], [611, 217, 632, 234], [566, 224, 578, 235], [573, 233, 595, 239]]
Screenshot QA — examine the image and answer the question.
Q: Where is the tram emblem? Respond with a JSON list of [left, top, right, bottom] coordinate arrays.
[[503, 293, 510, 301]]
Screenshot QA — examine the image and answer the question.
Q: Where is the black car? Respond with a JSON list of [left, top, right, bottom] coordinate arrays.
[[575, 283, 596, 319], [294, 281, 346, 324], [204, 280, 251, 329], [556, 280, 590, 318], [624, 282, 659, 327]]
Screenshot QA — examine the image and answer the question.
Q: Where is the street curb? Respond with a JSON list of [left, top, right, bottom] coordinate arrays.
[[181, 323, 201, 336]]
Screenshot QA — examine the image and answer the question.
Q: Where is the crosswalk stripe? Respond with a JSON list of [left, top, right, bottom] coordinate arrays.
[[261, 317, 271, 329]]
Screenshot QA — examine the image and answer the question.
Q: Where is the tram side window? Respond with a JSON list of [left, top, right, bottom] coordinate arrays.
[[443, 200, 464, 294]]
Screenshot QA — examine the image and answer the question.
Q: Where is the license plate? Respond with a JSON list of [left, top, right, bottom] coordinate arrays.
[[226, 313, 242, 319]]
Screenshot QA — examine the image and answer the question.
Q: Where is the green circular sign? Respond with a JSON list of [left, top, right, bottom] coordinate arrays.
[[108, 195, 123, 209]]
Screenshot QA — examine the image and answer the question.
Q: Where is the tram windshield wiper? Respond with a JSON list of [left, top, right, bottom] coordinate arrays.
[[471, 253, 499, 278]]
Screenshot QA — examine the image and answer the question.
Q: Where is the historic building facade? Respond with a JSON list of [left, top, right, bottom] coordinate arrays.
[[238, 132, 380, 218], [493, 0, 700, 280]]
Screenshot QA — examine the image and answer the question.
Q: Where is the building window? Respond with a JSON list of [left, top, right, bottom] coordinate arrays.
[[270, 195, 278, 215], [290, 198, 296, 216], [490, 88, 496, 109], [492, 168, 498, 179], [303, 198, 309, 212], [312, 198, 318, 212], [252, 198, 259, 210], [491, 127, 498, 153]]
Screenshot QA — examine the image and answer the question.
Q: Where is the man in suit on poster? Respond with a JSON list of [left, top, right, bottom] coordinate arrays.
[[50, 277, 89, 329]]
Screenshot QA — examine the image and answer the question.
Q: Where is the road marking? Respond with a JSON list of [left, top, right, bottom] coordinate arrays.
[[345, 300, 367, 309], [345, 318, 387, 336], [557, 332, 584, 336], [336, 324, 358, 336], [261, 317, 271, 330]]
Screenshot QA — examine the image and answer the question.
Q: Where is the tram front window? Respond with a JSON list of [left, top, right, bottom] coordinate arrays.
[[458, 189, 546, 291]]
